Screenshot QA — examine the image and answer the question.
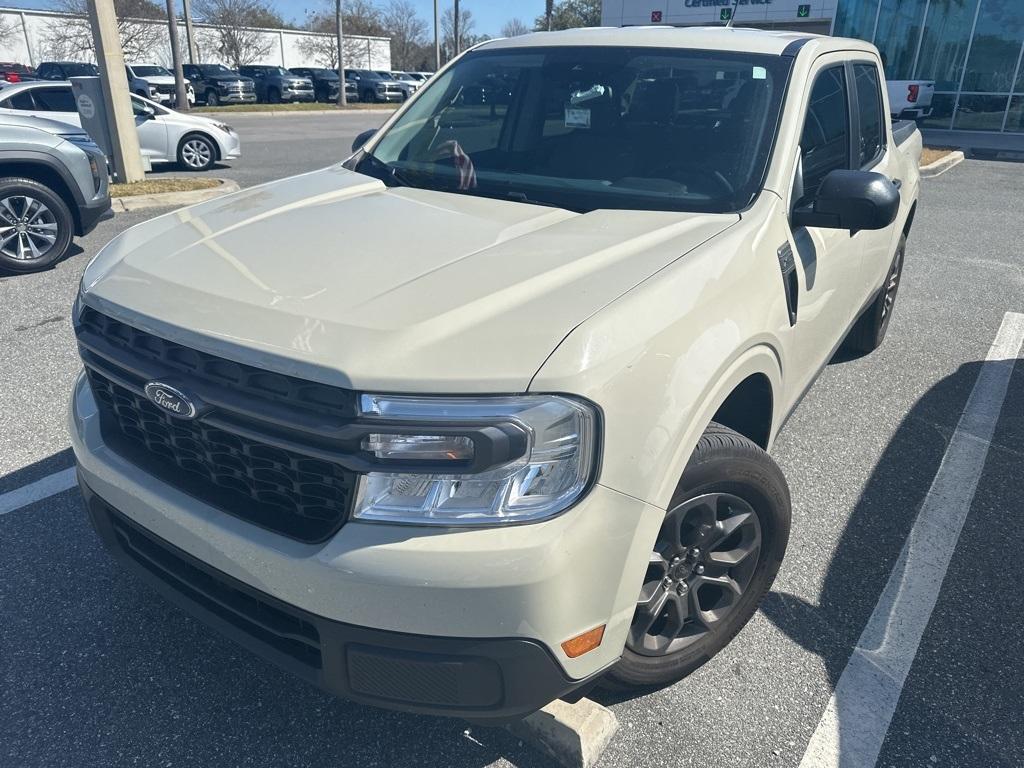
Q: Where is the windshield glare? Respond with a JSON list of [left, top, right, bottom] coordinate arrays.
[[133, 66, 170, 77], [361, 46, 790, 214]]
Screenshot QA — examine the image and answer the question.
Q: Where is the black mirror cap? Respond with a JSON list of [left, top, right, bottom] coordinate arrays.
[[352, 128, 376, 154], [794, 169, 900, 232]]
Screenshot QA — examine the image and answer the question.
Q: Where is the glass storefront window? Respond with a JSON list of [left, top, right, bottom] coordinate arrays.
[[874, 0, 929, 80], [954, 94, 1011, 130], [915, 0, 981, 90], [919, 93, 958, 130], [834, 0, 880, 41], [961, 0, 1024, 92], [1005, 96, 1024, 132]]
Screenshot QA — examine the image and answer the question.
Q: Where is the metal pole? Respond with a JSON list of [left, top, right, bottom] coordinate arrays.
[[453, 0, 460, 56], [86, 0, 145, 182], [165, 0, 189, 110], [433, 0, 439, 70], [19, 12, 35, 67], [335, 0, 347, 106], [182, 0, 198, 63]]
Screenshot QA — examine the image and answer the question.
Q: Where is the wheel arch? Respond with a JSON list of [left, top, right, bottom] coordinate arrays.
[[0, 159, 82, 234]]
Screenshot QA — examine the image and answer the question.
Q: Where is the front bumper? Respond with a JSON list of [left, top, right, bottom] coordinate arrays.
[[283, 90, 315, 102], [69, 373, 663, 717], [219, 92, 256, 103], [78, 197, 113, 235]]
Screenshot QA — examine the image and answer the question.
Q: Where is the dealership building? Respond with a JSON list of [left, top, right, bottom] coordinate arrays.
[[601, 0, 1024, 142]]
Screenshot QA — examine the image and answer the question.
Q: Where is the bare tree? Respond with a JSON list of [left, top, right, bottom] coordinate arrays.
[[295, 31, 364, 68], [0, 15, 18, 47], [306, 0, 384, 37], [441, 5, 481, 62], [382, 0, 427, 70], [500, 18, 530, 38], [193, 0, 282, 68], [41, 0, 165, 61]]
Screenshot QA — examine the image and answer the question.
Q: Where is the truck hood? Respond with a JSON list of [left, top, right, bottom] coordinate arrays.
[[82, 166, 737, 392]]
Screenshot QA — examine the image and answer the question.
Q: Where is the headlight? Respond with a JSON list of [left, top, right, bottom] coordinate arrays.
[[354, 394, 599, 525]]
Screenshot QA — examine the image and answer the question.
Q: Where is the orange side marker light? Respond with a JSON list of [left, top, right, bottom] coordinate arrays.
[[561, 625, 606, 658]]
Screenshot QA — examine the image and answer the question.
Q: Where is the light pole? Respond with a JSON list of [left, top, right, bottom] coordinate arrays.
[[433, 0, 439, 71], [165, 0, 190, 110], [182, 0, 198, 63], [86, 0, 145, 182], [453, 0, 460, 56], [336, 0, 347, 106]]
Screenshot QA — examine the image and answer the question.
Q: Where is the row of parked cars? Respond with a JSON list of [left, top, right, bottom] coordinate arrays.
[[3, 60, 432, 106]]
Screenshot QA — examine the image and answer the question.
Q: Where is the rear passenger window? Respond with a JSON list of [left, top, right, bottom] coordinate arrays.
[[854, 63, 884, 167], [799, 66, 849, 204], [4, 90, 35, 110], [33, 87, 76, 112]]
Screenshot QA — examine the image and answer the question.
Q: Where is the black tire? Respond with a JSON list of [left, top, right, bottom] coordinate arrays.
[[0, 177, 74, 274], [205, 89, 219, 106], [267, 87, 281, 104], [843, 234, 906, 355], [604, 422, 791, 689], [177, 133, 217, 171], [363, 89, 376, 103]]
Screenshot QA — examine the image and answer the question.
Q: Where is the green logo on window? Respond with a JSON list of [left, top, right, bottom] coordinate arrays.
[[797, 4, 811, 17], [720, 8, 732, 21]]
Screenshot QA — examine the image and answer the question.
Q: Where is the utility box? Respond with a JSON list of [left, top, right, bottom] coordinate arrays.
[[69, 76, 150, 173]]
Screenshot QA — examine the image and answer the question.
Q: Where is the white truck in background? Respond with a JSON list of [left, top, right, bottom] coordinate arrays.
[[887, 79, 935, 120]]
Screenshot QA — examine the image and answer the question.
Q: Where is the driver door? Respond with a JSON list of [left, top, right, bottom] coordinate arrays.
[[131, 97, 168, 161]]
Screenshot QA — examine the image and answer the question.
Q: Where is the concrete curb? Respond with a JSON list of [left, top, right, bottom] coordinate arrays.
[[506, 698, 619, 768], [198, 108, 397, 118], [920, 150, 965, 178], [111, 179, 241, 212]]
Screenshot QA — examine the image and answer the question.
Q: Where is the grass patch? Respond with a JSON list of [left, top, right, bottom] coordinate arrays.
[[110, 178, 221, 197], [921, 147, 958, 166], [191, 102, 396, 113]]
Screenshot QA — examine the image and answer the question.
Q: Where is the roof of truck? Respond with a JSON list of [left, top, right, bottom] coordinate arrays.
[[480, 25, 877, 57]]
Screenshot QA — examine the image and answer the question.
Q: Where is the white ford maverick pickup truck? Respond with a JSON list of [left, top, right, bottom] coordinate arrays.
[[71, 27, 921, 720]]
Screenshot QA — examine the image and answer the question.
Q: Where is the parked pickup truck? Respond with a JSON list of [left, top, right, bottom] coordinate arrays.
[[887, 78, 935, 120], [71, 27, 920, 721]]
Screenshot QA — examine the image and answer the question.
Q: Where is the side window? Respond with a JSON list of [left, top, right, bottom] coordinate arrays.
[[854, 63, 884, 167], [4, 90, 36, 110], [33, 87, 76, 112], [799, 66, 849, 203]]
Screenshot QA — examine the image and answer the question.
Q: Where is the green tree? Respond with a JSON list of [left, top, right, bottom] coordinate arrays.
[[534, 0, 601, 31]]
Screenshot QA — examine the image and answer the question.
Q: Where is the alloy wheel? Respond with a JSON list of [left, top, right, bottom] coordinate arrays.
[[0, 195, 59, 261], [181, 139, 213, 169], [626, 492, 762, 656]]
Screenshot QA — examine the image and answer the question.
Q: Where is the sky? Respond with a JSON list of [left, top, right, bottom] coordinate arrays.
[[5, 0, 544, 38]]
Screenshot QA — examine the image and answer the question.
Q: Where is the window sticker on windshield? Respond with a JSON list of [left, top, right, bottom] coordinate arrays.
[[752, 66, 767, 80], [565, 107, 591, 129]]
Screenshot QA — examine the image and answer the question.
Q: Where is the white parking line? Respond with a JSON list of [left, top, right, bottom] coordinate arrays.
[[0, 467, 77, 516], [799, 311, 1024, 768]]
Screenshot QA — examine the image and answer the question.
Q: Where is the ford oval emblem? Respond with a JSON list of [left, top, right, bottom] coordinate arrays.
[[144, 382, 197, 419]]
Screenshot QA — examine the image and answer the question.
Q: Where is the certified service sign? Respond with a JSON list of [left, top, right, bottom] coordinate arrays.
[[76, 93, 95, 120]]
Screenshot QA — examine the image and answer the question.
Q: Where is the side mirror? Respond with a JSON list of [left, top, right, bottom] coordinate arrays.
[[142, 107, 156, 120], [793, 169, 900, 232], [352, 128, 376, 153]]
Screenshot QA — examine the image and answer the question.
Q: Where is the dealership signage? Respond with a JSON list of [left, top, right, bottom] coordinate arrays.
[[604, 0, 830, 26]]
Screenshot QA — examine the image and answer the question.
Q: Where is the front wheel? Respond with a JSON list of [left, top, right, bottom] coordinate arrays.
[[0, 177, 74, 274], [177, 134, 216, 171], [605, 423, 791, 689], [205, 89, 219, 106]]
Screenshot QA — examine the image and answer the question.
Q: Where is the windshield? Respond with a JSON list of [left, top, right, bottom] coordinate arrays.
[[132, 66, 171, 77], [198, 64, 233, 75], [312, 69, 339, 78], [359, 46, 791, 214], [64, 63, 99, 76]]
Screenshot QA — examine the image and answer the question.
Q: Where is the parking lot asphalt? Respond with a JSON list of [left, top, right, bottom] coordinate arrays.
[[1, 115, 1022, 768]]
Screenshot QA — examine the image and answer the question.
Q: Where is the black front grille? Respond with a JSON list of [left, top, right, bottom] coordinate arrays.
[[105, 502, 322, 669], [76, 308, 360, 543]]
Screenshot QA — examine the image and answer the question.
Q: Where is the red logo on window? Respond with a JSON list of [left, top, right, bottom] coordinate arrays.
[[651, 10, 663, 22]]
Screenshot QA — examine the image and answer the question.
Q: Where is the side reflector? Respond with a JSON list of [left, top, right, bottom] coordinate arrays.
[[561, 625, 605, 658]]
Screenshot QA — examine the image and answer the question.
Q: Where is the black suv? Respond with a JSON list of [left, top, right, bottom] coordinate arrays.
[[35, 62, 99, 81], [345, 69, 404, 103], [182, 63, 256, 106], [287, 67, 358, 103], [238, 65, 314, 103]]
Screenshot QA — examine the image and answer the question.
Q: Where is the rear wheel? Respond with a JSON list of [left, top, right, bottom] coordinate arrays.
[[842, 234, 906, 355], [605, 423, 790, 689], [0, 178, 74, 274]]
